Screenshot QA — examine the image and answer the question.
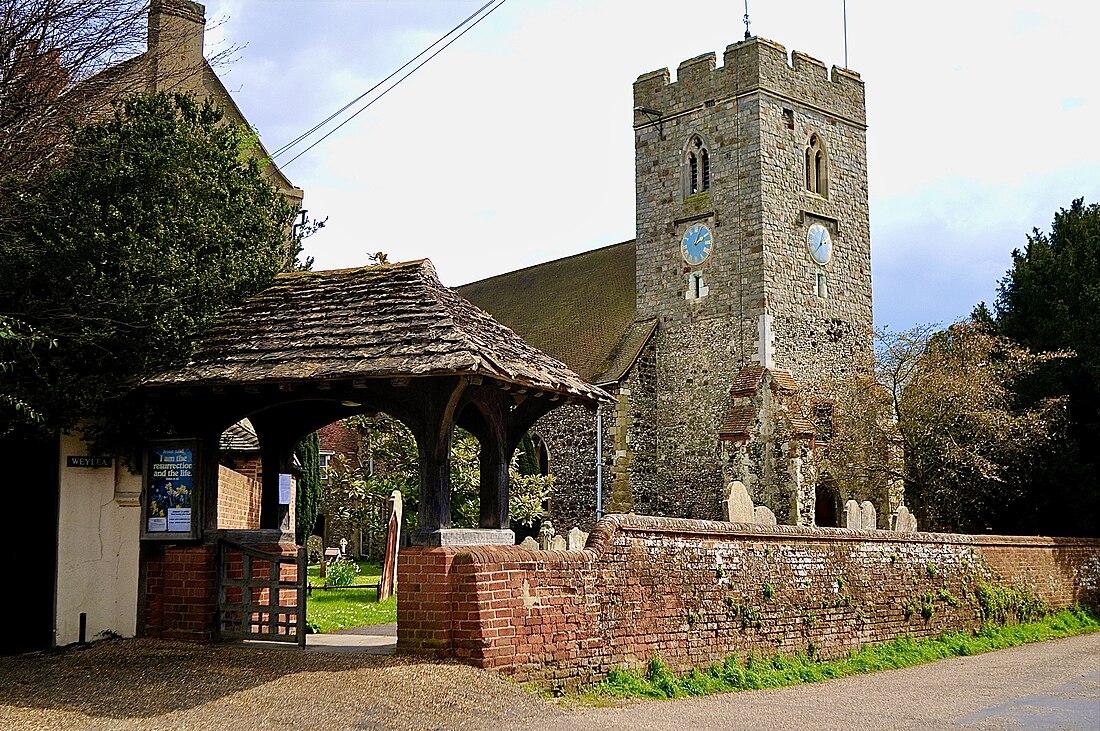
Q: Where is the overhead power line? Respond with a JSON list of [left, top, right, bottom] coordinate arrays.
[[274, 0, 509, 167]]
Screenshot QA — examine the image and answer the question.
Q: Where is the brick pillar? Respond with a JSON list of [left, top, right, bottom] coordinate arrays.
[[397, 547, 457, 656], [144, 544, 217, 642]]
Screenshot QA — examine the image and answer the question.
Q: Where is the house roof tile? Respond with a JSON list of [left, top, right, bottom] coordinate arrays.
[[145, 260, 609, 405]]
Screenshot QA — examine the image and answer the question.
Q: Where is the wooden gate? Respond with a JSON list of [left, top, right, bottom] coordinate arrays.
[[215, 538, 306, 648]]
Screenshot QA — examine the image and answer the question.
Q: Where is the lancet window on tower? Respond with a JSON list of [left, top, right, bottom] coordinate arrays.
[[805, 133, 828, 196], [684, 135, 711, 196]]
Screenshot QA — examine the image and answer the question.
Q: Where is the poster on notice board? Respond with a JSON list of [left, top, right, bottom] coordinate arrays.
[[142, 440, 200, 540]]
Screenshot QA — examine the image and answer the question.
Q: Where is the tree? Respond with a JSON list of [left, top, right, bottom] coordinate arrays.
[[995, 198, 1100, 535], [820, 322, 1067, 534], [0, 0, 236, 181], [325, 414, 552, 542], [0, 92, 301, 450], [894, 320, 1066, 533], [293, 431, 322, 545]]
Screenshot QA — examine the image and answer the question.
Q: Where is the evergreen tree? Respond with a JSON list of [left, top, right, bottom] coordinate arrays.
[[293, 431, 322, 545], [0, 92, 301, 451], [995, 198, 1100, 535]]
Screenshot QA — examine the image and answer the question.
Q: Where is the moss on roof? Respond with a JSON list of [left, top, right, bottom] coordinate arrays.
[[456, 241, 638, 382]]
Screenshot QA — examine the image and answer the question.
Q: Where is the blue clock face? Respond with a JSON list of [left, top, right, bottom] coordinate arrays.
[[807, 223, 832, 265], [681, 223, 713, 265]]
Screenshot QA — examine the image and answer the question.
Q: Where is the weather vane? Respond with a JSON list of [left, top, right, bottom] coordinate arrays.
[[743, 0, 751, 40]]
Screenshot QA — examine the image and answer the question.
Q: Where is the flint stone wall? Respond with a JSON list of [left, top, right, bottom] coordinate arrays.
[[397, 514, 1100, 687]]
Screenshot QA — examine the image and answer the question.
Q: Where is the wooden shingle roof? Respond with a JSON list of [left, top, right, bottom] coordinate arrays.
[[145, 260, 609, 404], [457, 241, 639, 383]]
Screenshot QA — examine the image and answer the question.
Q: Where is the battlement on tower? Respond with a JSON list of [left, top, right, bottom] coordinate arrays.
[[633, 37, 865, 127]]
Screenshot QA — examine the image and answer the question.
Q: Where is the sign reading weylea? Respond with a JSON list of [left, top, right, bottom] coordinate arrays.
[[142, 439, 200, 540], [66, 456, 113, 468]]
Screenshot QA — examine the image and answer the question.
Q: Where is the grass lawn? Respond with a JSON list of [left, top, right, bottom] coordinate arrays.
[[580, 607, 1099, 701], [304, 559, 398, 633]]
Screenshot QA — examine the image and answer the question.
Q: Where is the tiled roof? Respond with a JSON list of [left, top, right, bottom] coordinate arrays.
[[457, 241, 637, 383], [718, 405, 756, 441], [729, 365, 802, 397], [769, 369, 801, 393], [730, 366, 767, 397], [219, 419, 259, 452], [145, 260, 609, 404], [593, 318, 658, 385]]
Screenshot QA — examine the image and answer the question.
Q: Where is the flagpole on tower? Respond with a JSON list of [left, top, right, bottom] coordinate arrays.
[[743, 0, 751, 40], [843, 0, 849, 67]]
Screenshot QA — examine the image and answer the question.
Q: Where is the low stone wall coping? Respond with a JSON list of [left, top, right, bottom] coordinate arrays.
[[445, 514, 1099, 567]]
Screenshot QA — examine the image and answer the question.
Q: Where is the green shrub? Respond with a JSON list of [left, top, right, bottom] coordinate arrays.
[[325, 558, 360, 587]]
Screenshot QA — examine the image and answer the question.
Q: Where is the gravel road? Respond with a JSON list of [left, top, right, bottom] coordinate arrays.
[[1, 633, 1096, 730]]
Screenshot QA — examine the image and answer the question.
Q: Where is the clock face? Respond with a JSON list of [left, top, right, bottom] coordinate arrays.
[[681, 223, 713, 265], [807, 223, 832, 265]]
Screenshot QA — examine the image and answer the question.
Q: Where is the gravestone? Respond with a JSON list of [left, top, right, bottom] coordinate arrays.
[[860, 501, 877, 530], [567, 527, 589, 551], [520, 536, 539, 550], [844, 500, 862, 529], [550, 535, 568, 551], [724, 480, 755, 523], [538, 520, 554, 550], [753, 505, 777, 525], [305, 535, 323, 563], [895, 505, 914, 532]]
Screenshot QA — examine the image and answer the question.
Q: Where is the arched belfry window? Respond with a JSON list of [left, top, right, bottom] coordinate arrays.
[[683, 135, 711, 196], [805, 133, 828, 196]]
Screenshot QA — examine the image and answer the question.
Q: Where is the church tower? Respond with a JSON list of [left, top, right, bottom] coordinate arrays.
[[625, 37, 873, 522]]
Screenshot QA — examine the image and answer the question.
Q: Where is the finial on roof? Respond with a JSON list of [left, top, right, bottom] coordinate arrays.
[[743, 0, 751, 40]]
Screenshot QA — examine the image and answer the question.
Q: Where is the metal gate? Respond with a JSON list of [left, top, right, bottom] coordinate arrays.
[[215, 538, 306, 648]]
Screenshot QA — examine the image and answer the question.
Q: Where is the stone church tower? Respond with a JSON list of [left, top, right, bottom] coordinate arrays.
[[622, 37, 873, 523], [460, 36, 881, 531]]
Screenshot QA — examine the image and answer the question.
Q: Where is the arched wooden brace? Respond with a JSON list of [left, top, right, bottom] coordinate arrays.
[[457, 385, 567, 530], [382, 376, 468, 532], [244, 398, 375, 530]]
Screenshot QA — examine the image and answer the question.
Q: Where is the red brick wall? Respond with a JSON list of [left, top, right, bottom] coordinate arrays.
[[397, 516, 1100, 687], [143, 542, 299, 642], [143, 545, 217, 642], [216, 465, 262, 530], [318, 421, 360, 459]]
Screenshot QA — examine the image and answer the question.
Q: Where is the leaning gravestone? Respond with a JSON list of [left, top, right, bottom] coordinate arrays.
[[753, 505, 777, 525], [860, 501, 877, 530], [844, 500, 862, 529], [567, 526, 589, 551], [520, 536, 539, 550], [550, 535, 568, 551], [725, 480, 755, 523]]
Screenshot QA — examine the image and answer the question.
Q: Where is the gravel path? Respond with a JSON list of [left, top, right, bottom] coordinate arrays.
[[2, 633, 1096, 730]]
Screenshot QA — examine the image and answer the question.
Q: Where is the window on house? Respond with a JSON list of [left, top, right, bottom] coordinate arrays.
[[684, 135, 710, 196], [319, 451, 335, 480], [805, 133, 828, 196], [816, 271, 828, 299]]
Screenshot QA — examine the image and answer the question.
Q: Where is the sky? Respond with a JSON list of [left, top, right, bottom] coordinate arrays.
[[197, 0, 1098, 331]]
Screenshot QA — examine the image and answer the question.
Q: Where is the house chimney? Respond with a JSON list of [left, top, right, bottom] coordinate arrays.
[[147, 0, 206, 91]]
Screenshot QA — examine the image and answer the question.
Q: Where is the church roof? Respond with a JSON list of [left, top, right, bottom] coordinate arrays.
[[145, 259, 609, 405], [456, 240, 643, 384]]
